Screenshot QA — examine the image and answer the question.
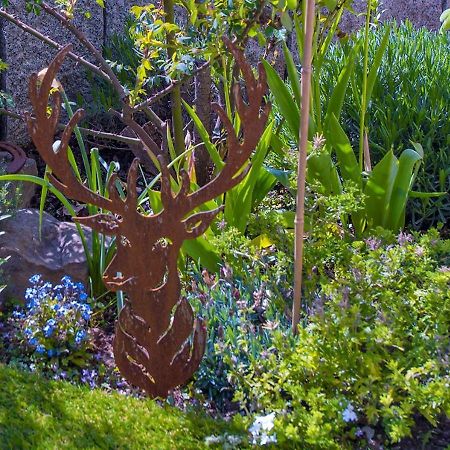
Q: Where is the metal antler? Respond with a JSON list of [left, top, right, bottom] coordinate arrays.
[[26, 39, 269, 398]]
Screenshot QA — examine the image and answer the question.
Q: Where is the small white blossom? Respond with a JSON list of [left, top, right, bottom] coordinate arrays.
[[226, 435, 243, 446], [342, 403, 358, 423], [204, 435, 222, 446], [249, 412, 277, 445]]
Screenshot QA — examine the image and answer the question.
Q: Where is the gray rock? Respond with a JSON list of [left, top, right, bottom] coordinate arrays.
[[0, 208, 91, 304], [0, 151, 38, 209]]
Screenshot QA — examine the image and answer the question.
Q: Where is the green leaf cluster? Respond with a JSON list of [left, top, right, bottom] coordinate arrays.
[[233, 229, 450, 448], [320, 22, 450, 229]]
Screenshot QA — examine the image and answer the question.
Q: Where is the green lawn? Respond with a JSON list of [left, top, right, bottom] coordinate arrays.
[[0, 365, 246, 449]]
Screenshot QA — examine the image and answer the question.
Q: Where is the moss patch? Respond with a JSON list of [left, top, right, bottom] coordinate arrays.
[[0, 365, 246, 449]]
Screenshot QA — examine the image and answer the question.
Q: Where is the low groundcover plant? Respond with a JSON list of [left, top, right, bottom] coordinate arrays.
[[5, 275, 135, 394], [12, 275, 91, 367]]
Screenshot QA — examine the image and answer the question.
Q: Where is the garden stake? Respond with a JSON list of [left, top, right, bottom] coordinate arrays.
[[26, 40, 269, 398], [0, 142, 26, 174], [292, 0, 315, 334]]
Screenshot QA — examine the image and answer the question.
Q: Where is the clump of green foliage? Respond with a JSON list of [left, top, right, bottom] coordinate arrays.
[[0, 168, 21, 215], [0, 170, 19, 292], [186, 267, 287, 411], [0, 364, 248, 449], [322, 21, 450, 229], [84, 23, 144, 116], [232, 229, 450, 448]]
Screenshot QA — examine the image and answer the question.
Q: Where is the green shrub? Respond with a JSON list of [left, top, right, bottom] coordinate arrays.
[[187, 185, 366, 414], [321, 21, 450, 229], [232, 229, 450, 448]]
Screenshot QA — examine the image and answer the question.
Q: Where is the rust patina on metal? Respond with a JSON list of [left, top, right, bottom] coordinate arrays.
[[26, 39, 269, 398], [0, 142, 26, 173]]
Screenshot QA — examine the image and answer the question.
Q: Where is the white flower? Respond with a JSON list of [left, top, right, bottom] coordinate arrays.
[[226, 435, 243, 446], [205, 433, 243, 448], [342, 403, 358, 423], [249, 412, 277, 445], [204, 435, 223, 446]]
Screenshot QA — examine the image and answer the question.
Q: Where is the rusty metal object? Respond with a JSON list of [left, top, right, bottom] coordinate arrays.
[[0, 142, 27, 173], [120, 121, 161, 175], [26, 39, 269, 398]]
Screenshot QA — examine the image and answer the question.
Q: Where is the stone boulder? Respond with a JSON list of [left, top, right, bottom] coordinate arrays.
[[0, 208, 92, 305]]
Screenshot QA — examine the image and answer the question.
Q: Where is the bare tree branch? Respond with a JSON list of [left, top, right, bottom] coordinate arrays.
[[0, 107, 141, 146], [40, 2, 127, 101], [0, 8, 108, 80]]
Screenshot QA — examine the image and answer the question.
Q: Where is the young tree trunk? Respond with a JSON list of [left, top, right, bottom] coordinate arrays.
[[164, 0, 185, 156], [193, 66, 212, 186]]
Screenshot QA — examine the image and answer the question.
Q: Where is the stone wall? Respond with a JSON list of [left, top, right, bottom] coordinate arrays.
[[342, 0, 447, 32], [0, 0, 137, 145], [0, 0, 446, 145]]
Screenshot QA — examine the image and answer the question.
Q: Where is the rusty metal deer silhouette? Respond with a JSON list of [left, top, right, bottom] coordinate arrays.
[[26, 39, 269, 398]]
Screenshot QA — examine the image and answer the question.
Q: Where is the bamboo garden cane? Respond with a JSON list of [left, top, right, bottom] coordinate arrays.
[[292, 0, 315, 334]]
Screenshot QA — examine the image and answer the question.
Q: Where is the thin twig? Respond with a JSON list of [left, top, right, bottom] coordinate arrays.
[[142, 106, 166, 131], [132, 60, 210, 112], [39, 2, 166, 139], [292, 0, 315, 334], [0, 8, 107, 80], [0, 108, 141, 146], [40, 2, 127, 101]]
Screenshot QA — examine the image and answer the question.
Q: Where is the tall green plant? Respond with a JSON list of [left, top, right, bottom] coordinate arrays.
[[325, 115, 425, 232], [321, 22, 449, 229], [265, 11, 439, 234]]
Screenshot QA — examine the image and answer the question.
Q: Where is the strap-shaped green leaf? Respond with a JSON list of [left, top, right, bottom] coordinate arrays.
[[282, 42, 301, 108], [324, 41, 361, 129], [263, 60, 300, 139], [181, 237, 221, 272], [364, 150, 398, 229], [183, 100, 224, 170], [386, 148, 422, 231], [307, 150, 342, 196], [325, 113, 361, 188], [366, 27, 390, 106], [225, 122, 274, 232]]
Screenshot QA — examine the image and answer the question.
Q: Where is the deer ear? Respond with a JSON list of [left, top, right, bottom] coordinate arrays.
[[74, 213, 120, 235]]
